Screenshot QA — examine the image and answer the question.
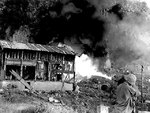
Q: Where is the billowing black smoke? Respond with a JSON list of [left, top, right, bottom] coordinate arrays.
[[33, 0, 150, 70], [86, 0, 150, 69], [33, 0, 107, 58], [57, 0, 108, 58], [1, 0, 150, 71]]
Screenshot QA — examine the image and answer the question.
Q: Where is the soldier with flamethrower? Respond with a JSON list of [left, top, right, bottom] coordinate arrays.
[[111, 72, 141, 113]]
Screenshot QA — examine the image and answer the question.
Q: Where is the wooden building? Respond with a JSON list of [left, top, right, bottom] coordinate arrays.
[[0, 40, 76, 91]]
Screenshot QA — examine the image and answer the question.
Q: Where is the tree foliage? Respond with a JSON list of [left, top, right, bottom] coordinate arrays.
[[0, 0, 62, 41], [0, 0, 30, 38], [0, 0, 148, 58], [0, 0, 107, 57]]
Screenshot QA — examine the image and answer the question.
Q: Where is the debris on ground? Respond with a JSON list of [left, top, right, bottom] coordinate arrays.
[[0, 76, 115, 113], [1, 72, 150, 113], [4, 70, 115, 113], [0, 88, 78, 113]]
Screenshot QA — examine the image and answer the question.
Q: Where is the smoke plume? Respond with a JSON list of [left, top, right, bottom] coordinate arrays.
[[64, 0, 150, 69], [102, 1, 150, 68], [48, 0, 150, 71]]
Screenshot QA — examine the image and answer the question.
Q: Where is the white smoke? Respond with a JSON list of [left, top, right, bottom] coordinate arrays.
[[127, 0, 150, 8], [75, 54, 111, 79]]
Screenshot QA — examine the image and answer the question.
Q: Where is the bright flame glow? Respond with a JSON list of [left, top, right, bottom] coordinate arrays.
[[2, 81, 8, 87], [75, 54, 111, 79], [138, 32, 150, 46], [128, 0, 150, 8], [138, 0, 150, 8], [97, 105, 109, 113]]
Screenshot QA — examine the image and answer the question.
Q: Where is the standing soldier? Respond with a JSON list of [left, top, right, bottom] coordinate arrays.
[[111, 73, 141, 113]]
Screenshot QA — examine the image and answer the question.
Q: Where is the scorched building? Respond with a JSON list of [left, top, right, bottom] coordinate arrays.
[[0, 40, 76, 91]]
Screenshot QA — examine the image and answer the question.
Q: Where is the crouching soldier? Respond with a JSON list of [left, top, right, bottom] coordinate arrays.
[[111, 73, 141, 113]]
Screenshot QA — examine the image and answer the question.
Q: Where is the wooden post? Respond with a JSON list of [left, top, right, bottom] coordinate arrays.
[[72, 56, 76, 91], [35, 52, 38, 60], [0, 52, 3, 80], [20, 51, 24, 78], [38, 52, 41, 60], [141, 65, 144, 110], [97, 105, 109, 113], [0, 51, 4, 80], [3, 52, 6, 80], [48, 62, 52, 81]]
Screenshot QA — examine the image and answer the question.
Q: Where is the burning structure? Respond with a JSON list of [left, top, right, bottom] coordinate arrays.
[[1, 0, 150, 112], [0, 40, 76, 91]]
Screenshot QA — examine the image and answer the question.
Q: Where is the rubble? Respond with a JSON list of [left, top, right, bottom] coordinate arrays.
[[1, 68, 150, 113], [0, 69, 116, 113], [0, 88, 78, 113]]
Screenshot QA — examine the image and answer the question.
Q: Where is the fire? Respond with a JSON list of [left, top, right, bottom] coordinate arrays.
[[75, 54, 111, 79], [128, 0, 150, 8]]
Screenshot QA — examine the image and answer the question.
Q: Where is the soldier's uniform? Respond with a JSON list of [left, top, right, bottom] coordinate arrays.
[[111, 74, 140, 113]]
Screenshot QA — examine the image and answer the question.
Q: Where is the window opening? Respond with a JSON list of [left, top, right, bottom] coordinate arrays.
[[35, 61, 48, 81], [52, 63, 63, 70], [51, 71, 62, 81], [22, 66, 35, 80], [64, 61, 73, 71], [5, 65, 20, 80]]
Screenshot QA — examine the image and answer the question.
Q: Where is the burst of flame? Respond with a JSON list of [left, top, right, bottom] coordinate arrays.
[[97, 105, 109, 113], [75, 54, 111, 79], [129, 0, 150, 8]]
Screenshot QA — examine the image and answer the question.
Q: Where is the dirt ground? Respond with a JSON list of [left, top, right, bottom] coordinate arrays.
[[0, 89, 78, 113], [0, 77, 115, 113], [2, 75, 149, 113], [0, 102, 77, 113]]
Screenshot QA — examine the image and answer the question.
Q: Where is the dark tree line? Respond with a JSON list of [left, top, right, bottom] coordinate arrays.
[[0, 0, 65, 42], [0, 0, 110, 57], [0, 0, 148, 58]]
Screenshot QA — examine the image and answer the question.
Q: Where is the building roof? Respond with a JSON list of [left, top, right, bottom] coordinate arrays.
[[0, 40, 75, 55]]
